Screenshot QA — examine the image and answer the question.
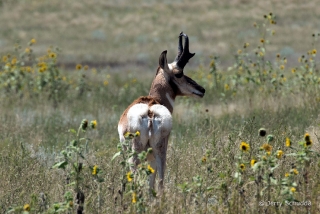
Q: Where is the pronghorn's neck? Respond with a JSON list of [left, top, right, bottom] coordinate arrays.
[[149, 68, 176, 113]]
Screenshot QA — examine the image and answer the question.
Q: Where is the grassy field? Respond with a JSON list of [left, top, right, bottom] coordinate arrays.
[[1, 0, 320, 67], [1, 1, 320, 213]]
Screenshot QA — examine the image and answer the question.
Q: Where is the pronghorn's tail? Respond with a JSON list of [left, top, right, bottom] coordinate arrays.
[[127, 103, 172, 146]]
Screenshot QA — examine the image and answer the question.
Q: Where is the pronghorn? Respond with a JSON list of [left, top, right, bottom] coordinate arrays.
[[118, 32, 205, 192]]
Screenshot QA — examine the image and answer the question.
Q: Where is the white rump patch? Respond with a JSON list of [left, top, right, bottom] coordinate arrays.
[[149, 104, 172, 142], [127, 103, 150, 146], [127, 103, 172, 148]]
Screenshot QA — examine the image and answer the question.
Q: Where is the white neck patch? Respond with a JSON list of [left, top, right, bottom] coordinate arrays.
[[166, 93, 175, 108]]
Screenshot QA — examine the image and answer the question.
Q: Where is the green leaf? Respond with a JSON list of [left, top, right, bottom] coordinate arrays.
[[111, 151, 121, 161], [60, 150, 67, 156], [52, 161, 68, 169], [97, 177, 105, 183], [219, 173, 226, 178], [270, 164, 279, 172], [285, 153, 297, 157], [68, 129, 77, 134], [206, 186, 214, 191], [260, 187, 267, 196], [66, 181, 76, 187], [6, 208, 15, 213], [270, 177, 277, 185], [70, 140, 78, 146]]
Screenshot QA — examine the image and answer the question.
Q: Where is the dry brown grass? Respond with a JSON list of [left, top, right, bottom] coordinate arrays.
[[0, 0, 319, 68]]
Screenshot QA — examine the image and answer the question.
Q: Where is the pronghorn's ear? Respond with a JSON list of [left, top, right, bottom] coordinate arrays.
[[159, 50, 170, 72]]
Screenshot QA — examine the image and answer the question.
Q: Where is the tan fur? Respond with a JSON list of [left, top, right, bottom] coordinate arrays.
[[149, 68, 176, 113]]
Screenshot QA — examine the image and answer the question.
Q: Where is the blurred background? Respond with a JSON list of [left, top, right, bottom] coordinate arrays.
[[0, 0, 319, 72]]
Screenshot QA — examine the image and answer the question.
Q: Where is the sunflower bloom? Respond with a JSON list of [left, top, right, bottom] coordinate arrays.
[[124, 132, 135, 139], [11, 57, 17, 65], [135, 131, 140, 137], [23, 204, 31, 211], [26, 66, 32, 72], [239, 163, 245, 171], [261, 143, 273, 152], [132, 192, 137, 203], [290, 187, 296, 193], [76, 64, 82, 70], [285, 173, 290, 177], [276, 150, 283, 159], [90, 120, 97, 129], [312, 49, 317, 55], [285, 137, 291, 147], [258, 128, 267, 137], [305, 140, 312, 147], [2, 55, 8, 62], [292, 168, 299, 175], [201, 156, 207, 163], [127, 172, 133, 182], [250, 159, 257, 167], [92, 165, 98, 175], [224, 84, 230, 90], [81, 119, 88, 130], [304, 133, 312, 146], [304, 133, 311, 142], [49, 52, 57, 58], [30, 38, 36, 44], [39, 65, 47, 73], [147, 165, 155, 174], [240, 142, 250, 152]]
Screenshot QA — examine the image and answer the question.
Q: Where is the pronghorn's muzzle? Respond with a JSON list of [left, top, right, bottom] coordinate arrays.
[[193, 89, 205, 98], [185, 75, 206, 98]]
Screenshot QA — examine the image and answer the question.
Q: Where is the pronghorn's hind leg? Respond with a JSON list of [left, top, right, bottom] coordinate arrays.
[[148, 156, 157, 191], [151, 136, 169, 193], [127, 104, 150, 171], [148, 105, 172, 192], [127, 103, 172, 191]]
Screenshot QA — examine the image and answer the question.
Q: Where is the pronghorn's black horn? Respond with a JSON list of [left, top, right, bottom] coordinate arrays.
[[176, 32, 195, 70], [174, 32, 184, 62]]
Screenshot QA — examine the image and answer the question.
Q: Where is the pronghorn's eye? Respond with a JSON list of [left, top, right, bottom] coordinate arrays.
[[175, 72, 183, 78]]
